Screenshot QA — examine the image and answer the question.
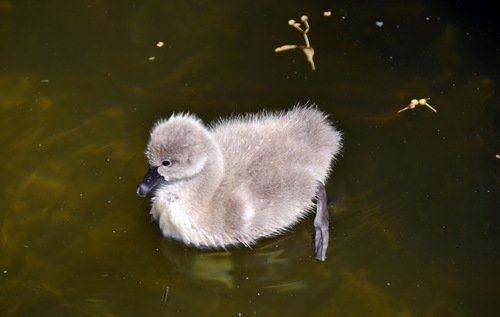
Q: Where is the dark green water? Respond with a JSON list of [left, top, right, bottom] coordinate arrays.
[[1, 1, 499, 316]]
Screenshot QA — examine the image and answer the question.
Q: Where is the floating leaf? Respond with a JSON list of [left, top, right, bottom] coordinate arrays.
[[301, 47, 315, 71], [274, 45, 299, 53]]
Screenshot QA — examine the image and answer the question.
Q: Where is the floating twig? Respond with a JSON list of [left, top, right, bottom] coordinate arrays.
[[161, 286, 170, 304]]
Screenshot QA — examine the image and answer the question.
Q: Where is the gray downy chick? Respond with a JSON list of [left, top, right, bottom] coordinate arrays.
[[137, 105, 342, 261]]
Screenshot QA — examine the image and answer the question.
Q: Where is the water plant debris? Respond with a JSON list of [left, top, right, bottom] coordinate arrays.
[[275, 15, 315, 71], [397, 98, 437, 113]]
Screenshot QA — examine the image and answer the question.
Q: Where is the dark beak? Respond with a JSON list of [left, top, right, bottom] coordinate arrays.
[[137, 167, 164, 197]]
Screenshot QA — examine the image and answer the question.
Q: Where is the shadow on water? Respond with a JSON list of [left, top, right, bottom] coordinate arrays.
[[0, 0, 499, 316]]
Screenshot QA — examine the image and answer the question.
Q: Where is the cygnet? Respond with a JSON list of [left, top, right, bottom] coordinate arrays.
[[137, 105, 342, 261]]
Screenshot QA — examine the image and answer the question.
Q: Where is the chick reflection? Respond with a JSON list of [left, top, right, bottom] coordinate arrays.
[[155, 236, 297, 289]]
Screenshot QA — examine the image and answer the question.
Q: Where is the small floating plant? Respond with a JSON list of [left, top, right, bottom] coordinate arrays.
[[275, 15, 316, 71], [397, 98, 437, 113]]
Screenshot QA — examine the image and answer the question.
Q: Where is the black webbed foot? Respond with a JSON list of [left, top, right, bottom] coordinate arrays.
[[312, 181, 329, 261]]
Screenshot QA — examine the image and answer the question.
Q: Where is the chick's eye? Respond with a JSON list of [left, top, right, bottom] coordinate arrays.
[[162, 160, 172, 167]]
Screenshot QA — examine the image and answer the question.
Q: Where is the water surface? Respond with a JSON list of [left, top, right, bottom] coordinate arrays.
[[1, 1, 499, 316]]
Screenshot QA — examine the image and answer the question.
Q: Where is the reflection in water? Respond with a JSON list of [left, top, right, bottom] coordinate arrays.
[[192, 253, 234, 288], [1, 0, 499, 316]]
